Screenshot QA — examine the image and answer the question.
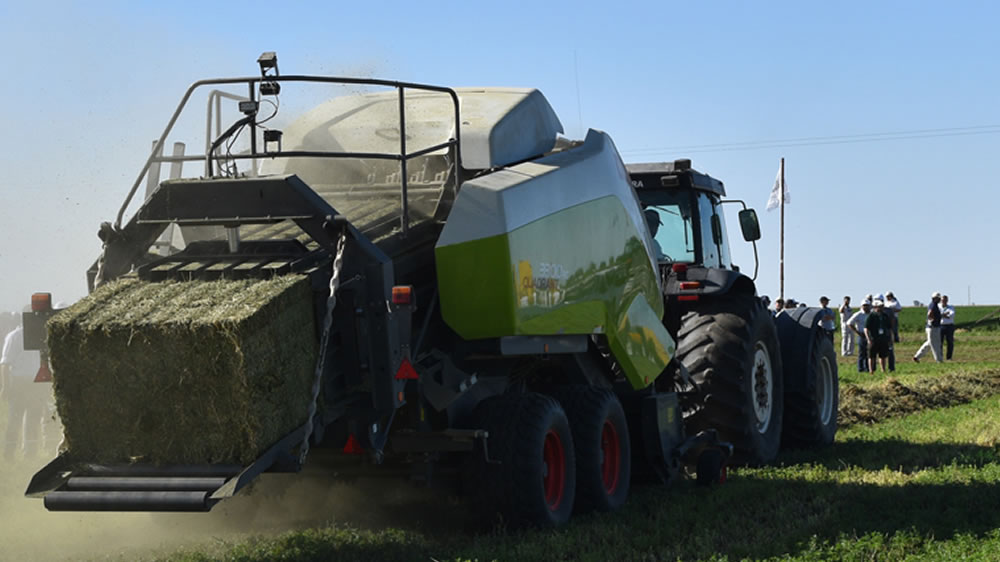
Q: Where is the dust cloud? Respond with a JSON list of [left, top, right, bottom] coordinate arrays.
[[0, 450, 471, 561]]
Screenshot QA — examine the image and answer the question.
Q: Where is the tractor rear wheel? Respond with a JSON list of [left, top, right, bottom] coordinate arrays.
[[474, 392, 576, 528], [550, 386, 630, 513], [782, 328, 838, 446], [676, 295, 784, 465]]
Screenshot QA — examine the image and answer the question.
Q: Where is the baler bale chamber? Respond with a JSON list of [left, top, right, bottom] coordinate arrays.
[[27, 54, 729, 526]]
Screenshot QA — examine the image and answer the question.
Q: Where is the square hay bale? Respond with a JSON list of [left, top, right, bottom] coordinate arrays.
[[48, 275, 317, 465]]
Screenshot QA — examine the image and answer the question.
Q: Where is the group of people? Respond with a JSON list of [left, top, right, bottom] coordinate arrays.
[[830, 291, 955, 373], [1, 308, 59, 462], [838, 294, 901, 374]]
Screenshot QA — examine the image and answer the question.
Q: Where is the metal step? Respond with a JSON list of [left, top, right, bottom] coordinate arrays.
[[28, 423, 309, 512], [64, 476, 227, 491]]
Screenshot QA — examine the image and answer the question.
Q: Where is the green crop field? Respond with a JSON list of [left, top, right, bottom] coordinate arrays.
[[4, 306, 1000, 561]]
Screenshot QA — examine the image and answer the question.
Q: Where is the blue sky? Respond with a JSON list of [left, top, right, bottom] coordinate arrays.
[[1, 1, 998, 313]]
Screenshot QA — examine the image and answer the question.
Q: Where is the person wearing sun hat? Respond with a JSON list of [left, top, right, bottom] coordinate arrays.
[[913, 291, 943, 363]]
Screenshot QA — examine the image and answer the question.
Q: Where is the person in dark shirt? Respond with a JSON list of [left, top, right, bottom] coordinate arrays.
[[913, 292, 943, 363], [864, 300, 894, 373]]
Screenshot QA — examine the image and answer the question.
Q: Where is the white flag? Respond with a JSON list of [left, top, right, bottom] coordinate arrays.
[[766, 160, 790, 211]]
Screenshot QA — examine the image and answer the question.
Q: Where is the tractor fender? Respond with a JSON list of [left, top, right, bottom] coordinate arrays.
[[774, 307, 825, 393]]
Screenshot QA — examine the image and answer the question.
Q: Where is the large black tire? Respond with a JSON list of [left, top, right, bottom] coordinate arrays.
[[782, 326, 839, 446], [473, 393, 576, 528], [550, 386, 631, 513], [676, 295, 784, 465]]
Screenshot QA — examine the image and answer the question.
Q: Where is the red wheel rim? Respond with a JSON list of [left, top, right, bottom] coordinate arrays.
[[542, 429, 566, 511], [600, 419, 621, 494]]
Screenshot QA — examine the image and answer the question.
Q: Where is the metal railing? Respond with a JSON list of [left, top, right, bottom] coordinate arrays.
[[117, 76, 463, 240]]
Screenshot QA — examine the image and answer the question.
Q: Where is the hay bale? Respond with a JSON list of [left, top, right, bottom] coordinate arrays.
[[48, 275, 317, 465]]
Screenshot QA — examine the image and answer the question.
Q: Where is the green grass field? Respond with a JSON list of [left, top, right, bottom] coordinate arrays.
[[5, 307, 1000, 561]]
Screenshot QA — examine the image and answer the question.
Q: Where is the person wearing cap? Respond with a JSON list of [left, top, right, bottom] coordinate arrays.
[[818, 297, 836, 342], [773, 298, 784, 316], [939, 295, 956, 360], [644, 208, 668, 262], [839, 296, 854, 356], [847, 300, 871, 372], [913, 292, 943, 363], [1, 308, 49, 461], [885, 291, 903, 343], [864, 300, 894, 373]]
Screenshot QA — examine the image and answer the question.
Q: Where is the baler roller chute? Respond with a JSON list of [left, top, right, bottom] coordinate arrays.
[[45, 491, 217, 512]]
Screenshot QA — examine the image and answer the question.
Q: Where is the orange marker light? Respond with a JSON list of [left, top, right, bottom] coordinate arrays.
[[391, 285, 413, 305], [31, 293, 52, 312], [679, 281, 701, 290]]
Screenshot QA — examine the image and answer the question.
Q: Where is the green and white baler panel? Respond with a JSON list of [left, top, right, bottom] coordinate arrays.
[[435, 130, 675, 388]]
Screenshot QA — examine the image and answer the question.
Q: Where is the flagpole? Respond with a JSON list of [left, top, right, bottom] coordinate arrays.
[[779, 157, 785, 301]]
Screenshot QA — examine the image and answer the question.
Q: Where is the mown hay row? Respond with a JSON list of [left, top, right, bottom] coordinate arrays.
[[839, 370, 1000, 427], [48, 275, 317, 465]]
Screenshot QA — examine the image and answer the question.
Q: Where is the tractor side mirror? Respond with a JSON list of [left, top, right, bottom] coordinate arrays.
[[738, 209, 761, 241]]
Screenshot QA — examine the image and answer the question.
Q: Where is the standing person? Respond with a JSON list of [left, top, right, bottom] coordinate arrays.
[[913, 292, 943, 363], [818, 297, 836, 342], [773, 298, 784, 316], [885, 291, 903, 343], [865, 300, 894, 373], [1, 312, 49, 461], [847, 300, 871, 372], [939, 294, 956, 360], [839, 296, 854, 356]]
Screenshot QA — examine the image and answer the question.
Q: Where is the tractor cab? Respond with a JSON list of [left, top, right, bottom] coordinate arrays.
[[627, 160, 762, 327], [628, 160, 760, 272]]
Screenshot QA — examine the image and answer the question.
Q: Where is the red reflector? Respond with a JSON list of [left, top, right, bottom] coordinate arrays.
[[34, 362, 52, 383], [679, 281, 701, 290], [678, 295, 699, 302], [391, 285, 412, 305], [31, 293, 52, 312], [671, 263, 688, 273], [343, 434, 364, 454], [719, 465, 728, 484], [394, 357, 419, 380]]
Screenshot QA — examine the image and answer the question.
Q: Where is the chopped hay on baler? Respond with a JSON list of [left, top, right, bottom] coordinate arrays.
[[47, 275, 317, 465]]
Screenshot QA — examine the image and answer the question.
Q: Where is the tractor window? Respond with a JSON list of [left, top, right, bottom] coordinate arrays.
[[645, 200, 696, 264], [696, 192, 722, 268]]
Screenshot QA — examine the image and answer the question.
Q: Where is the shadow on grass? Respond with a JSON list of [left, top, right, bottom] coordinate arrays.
[[168, 471, 1000, 562], [780, 438, 1000, 473], [714, 471, 1000, 560]]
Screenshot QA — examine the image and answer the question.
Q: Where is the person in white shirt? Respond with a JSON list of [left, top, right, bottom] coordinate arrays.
[[839, 296, 853, 356], [1, 318, 49, 461], [846, 301, 871, 372], [939, 294, 956, 360], [885, 291, 903, 343]]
